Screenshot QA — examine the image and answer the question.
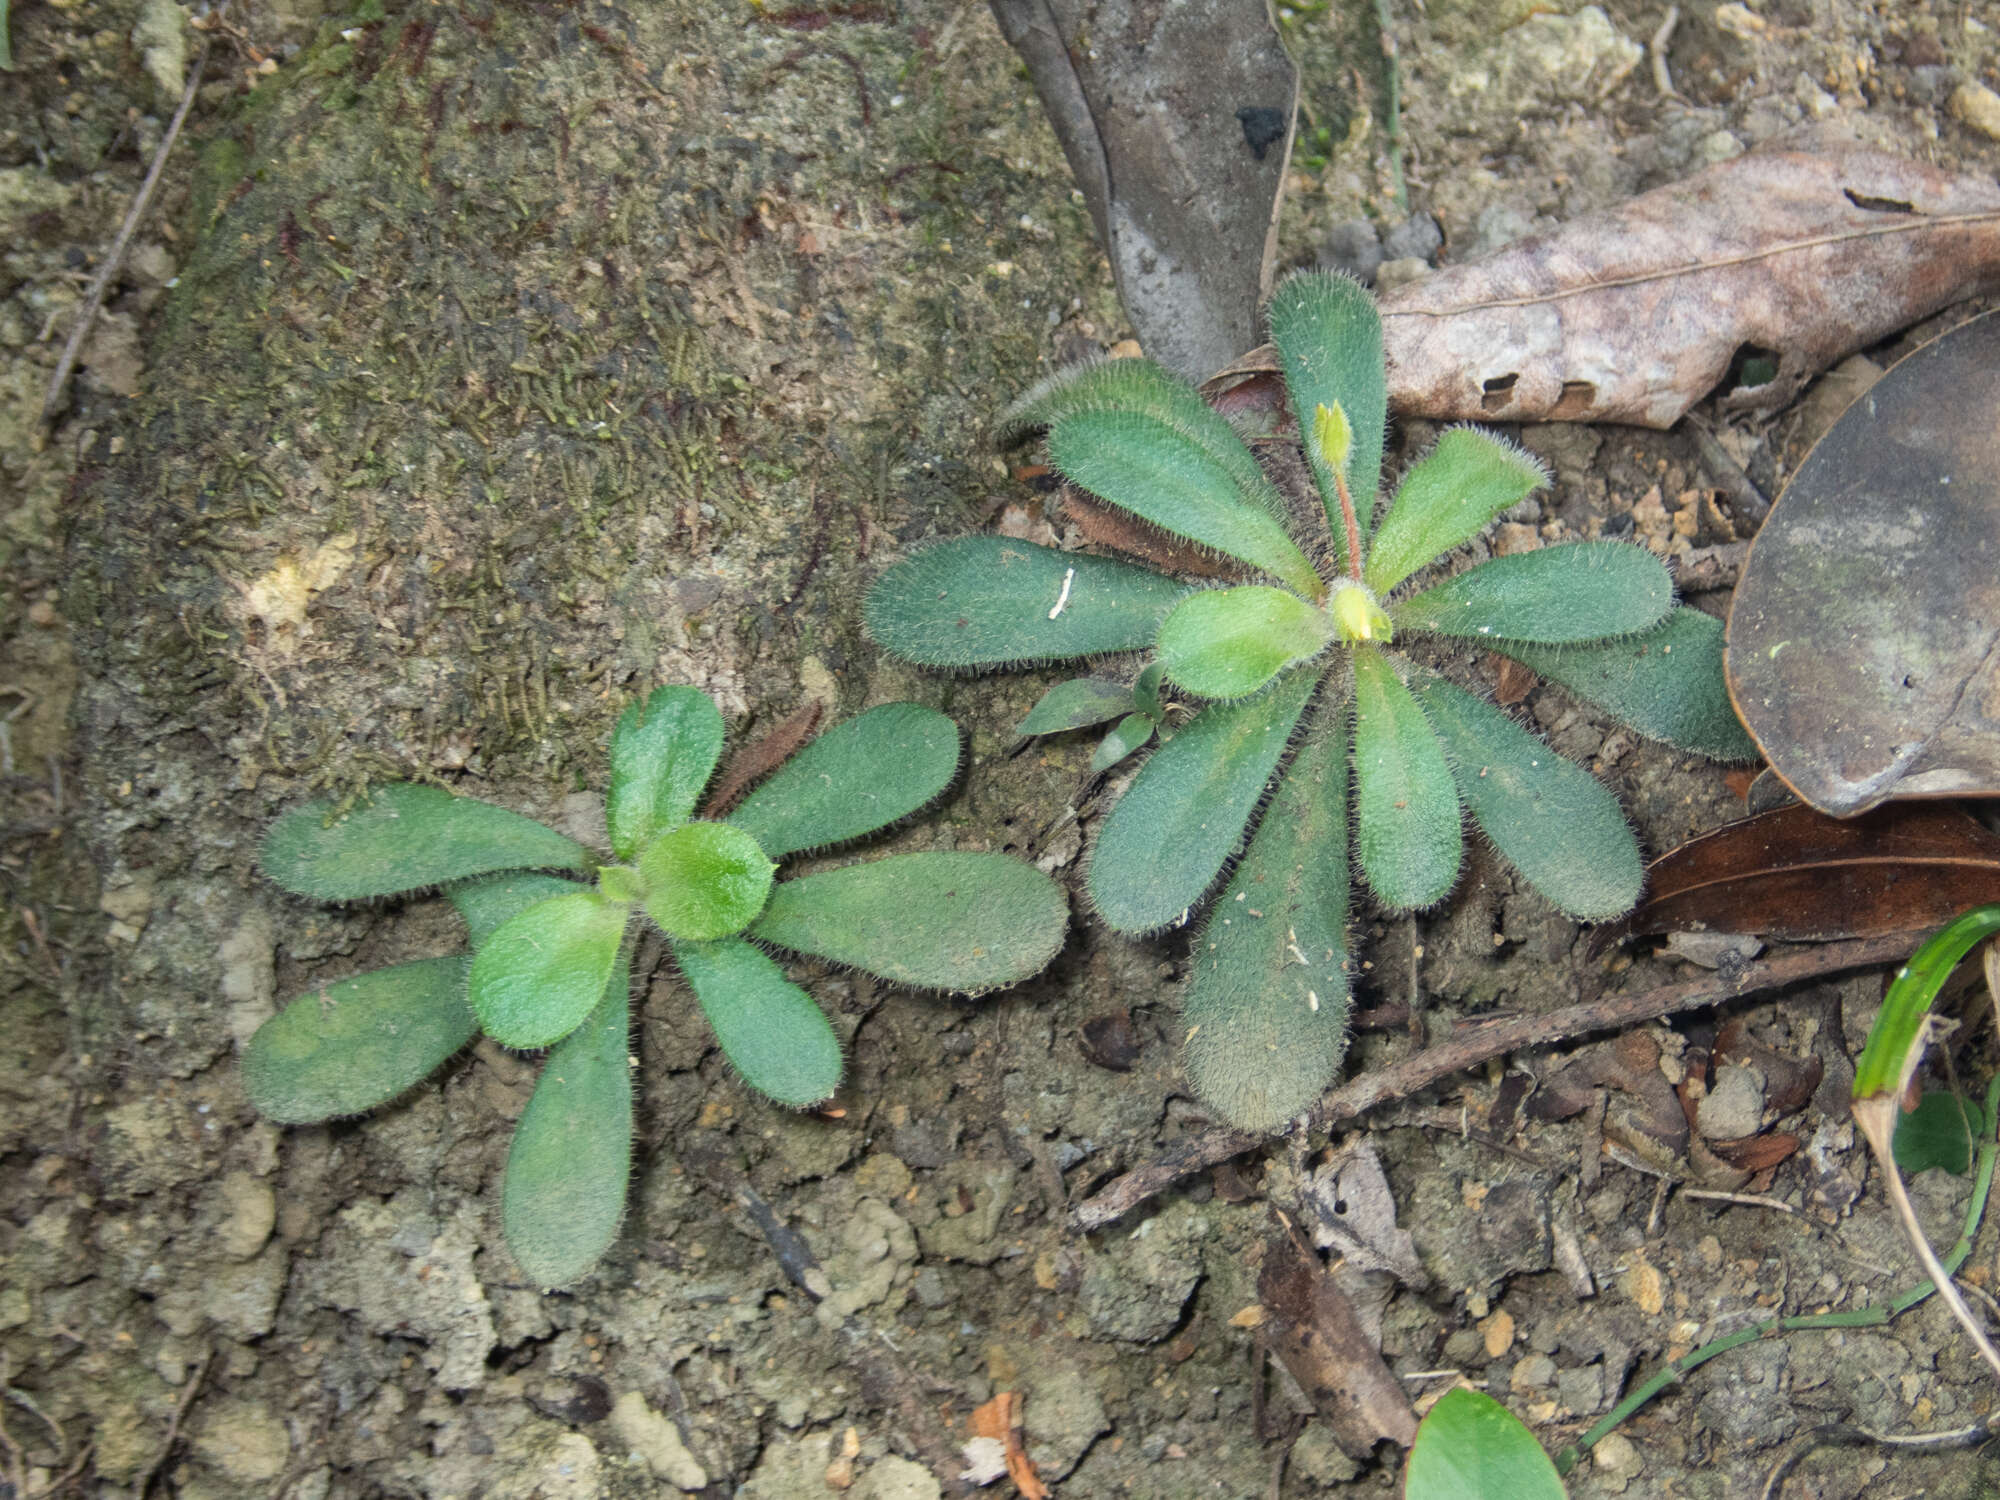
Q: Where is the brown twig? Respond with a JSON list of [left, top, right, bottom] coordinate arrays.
[[133, 1345, 212, 1500], [1071, 933, 1913, 1231]]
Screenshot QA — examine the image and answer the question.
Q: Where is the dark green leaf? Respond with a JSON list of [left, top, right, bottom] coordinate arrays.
[[448, 872, 585, 949], [1352, 648, 1461, 910], [1404, 1388, 1565, 1500], [753, 851, 1067, 993], [1157, 586, 1334, 699], [727, 702, 960, 859], [1092, 714, 1158, 774], [1366, 430, 1548, 595], [638, 821, 776, 941], [470, 891, 630, 1048], [1132, 661, 1167, 722], [262, 783, 588, 902], [1019, 677, 1137, 735], [243, 956, 474, 1124], [865, 537, 1189, 668], [606, 684, 724, 861], [1089, 667, 1318, 933], [1391, 542, 1674, 644], [1893, 1089, 1989, 1177], [672, 937, 843, 1107], [1266, 272, 1388, 561]]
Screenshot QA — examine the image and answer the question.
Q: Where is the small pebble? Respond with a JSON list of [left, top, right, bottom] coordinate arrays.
[[1953, 81, 2000, 140]]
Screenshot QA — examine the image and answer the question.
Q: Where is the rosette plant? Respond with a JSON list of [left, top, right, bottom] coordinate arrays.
[[246, 686, 1067, 1285], [866, 273, 1754, 1132]]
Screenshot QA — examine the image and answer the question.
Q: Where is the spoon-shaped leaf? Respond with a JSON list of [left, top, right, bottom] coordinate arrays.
[[752, 851, 1067, 993], [1352, 648, 1462, 910], [865, 537, 1190, 668], [1391, 541, 1674, 644], [1047, 410, 1324, 598], [672, 937, 843, 1106], [262, 783, 588, 901], [727, 702, 959, 859], [1267, 272, 1389, 562], [1404, 1388, 1565, 1500], [1089, 666, 1318, 933], [1019, 677, 1137, 736], [243, 956, 475, 1123], [1183, 705, 1352, 1132], [638, 821, 775, 941], [1092, 713, 1158, 774], [1157, 586, 1334, 700], [502, 977, 631, 1288], [1412, 672, 1641, 921], [470, 891, 630, 1048], [1494, 606, 1758, 760], [449, 872, 585, 949], [1366, 430, 1548, 595], [606, 685, 724, 861]]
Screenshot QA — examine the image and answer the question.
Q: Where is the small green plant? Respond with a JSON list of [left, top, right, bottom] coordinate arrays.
[[246, 687, 1068, 1286], [1406, 1387, 1566, 1499], [867, 272, 1753, 1131]]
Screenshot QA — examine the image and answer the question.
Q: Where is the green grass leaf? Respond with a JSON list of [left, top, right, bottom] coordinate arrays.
[[1089, 667, 1319, 933], [672, 937, 843, 1106], [1493, 606, 1758, 760], [262, 784, 588, 901], [753, 851, 1067, 993], [1392, 541, 1674, 644], [1183, 706, 1352, 1132], [1019, 677, 1137, 735], [1352, 648, 1462, 910], [1366, 430, 1549, 595], [448, 873, 585, 949], [865, 537, 1190, 668], [1157, 586, 1334, 699], [502, 979, 632, 1288], [470, 891, 630, 1048], [1092, 713, 1158, 774], [727, 703, 960, 859], [1266, 271, 1388, 562], [606, 684, 724, 861], [1893, 1089, 1990, 1176], [1412, 672, 1641, 921], [1047, 410, 1324, 597], [1404, 1388, 1565, 1500], [243, 956, 475, 1123], [638, 821, 776, 941]]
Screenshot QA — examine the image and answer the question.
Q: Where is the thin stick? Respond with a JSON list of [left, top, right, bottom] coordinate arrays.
[[41, 26, 211, 425], [1681, 1188, 1800, 1216], [1071, 933, 1913, 1231], [1650, 6, 1682, 100], [133, 1345, 211, 1500], [1757, 1419, 1995, 1499]]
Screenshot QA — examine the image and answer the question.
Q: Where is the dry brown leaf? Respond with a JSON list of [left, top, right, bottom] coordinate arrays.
[[968, 1391, 1048, 1500], [698, 699, 824, 819]]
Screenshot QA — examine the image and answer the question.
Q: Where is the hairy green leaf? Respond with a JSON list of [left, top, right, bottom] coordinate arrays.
[[1352, 648, 1461, 910], [502, 978, 631, 1287], [1092, 713, 1157, 774], [470, 891, 630, 1048], [672, 937, 843, 1106], [1019, 677, 1137, 735], [243, 956, 474, 1124], [638, 821, 775, 941], [1183, 707, 1352, 1132], [865, 537, 1189, 668], [1494, 606, 1758, 760], [1392, 541, 1674, 644], [1366, 430, 1549, 595], [1404, 1388, 1565, 1500], [449, 872, 584, 949], [606, 684, 724, 860], [1157, 586, 1334, 700], [1047, 410, 1323, 596], [727, 702, 959, 860], [1266, 272, 1388, 562], [262, 783, 588, 901], [1090, 667, 1318, 933], [753, 851, 1067, 993], [1412, 673, 1641, 921]]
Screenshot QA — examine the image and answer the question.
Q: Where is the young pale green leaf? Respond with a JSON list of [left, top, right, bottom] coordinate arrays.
[[1854, 905, 2000, 1103], [1352, 648, 1462, 910], [1412, 672, 1641, 921], [727, 702, 959, 859], [470, 891, 630, 1048], [1132, 661, 1166, 722], [448, 872, 585, 949], [262, 783, 588, 901], [1493, 606, 1758, 760], [752, 851, 1067, 993], [1156, 586, 1334, 699], [243, 956, 475, 1124], [1089, 666, 1318, 933], [502, 979, 631, 1288], [1266, 271, 1388, 561], [865, 537, 1190, 668], [638, 821, 775, 941], [1404, 1388, 1565, 1500], [1391, 541, 1675, 644], [1018, 677, 1137, 736], [1893, 1089, 1989, 1177], [1092, 713, 1157, 774], [605, 684, 724, 861], [1047, 410, 1324, 597], [672, 937, 843, 1106], [1365, 429, 1549, 595], [1183, 706, 1352, 1132]]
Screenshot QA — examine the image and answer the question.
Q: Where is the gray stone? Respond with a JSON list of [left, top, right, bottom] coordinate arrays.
[[608, 1391, 708, 1491], [852, 1454, 942, 1500], [1080, 1199, 1205, 1344], [1696, 1062, 1765, 1141], [1318, 220, 1383, 283], [1024, 1365, 1110, 1480], [191, 1397, 291, 1483]]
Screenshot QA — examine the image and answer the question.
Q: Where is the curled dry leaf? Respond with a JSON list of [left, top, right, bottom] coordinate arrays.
[[968, 1391, 1047, 1500]]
